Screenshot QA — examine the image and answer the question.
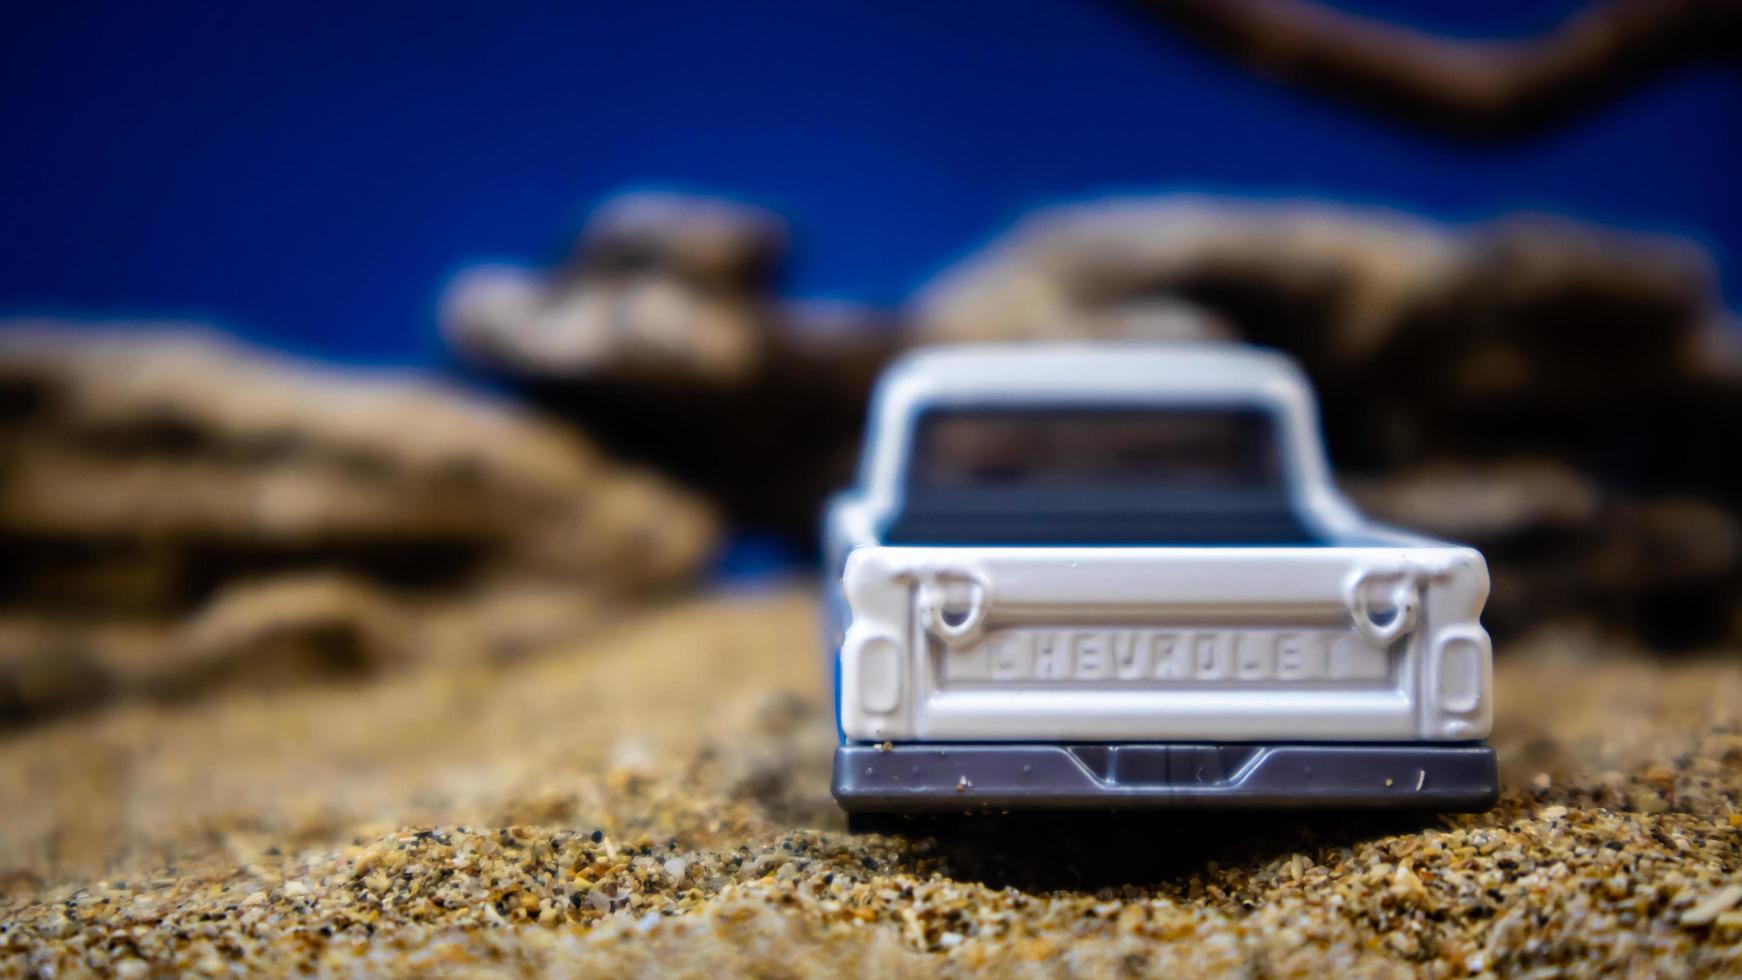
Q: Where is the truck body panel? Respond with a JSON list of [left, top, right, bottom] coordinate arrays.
[[838, 544, 1491, 744]]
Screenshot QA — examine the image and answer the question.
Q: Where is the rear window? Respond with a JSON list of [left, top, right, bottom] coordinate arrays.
[[883, 405, 1313, 545], [907, 406, 1285, 494]]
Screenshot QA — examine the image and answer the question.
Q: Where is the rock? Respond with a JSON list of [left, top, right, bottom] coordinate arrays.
[[915, 201, 1711, 366], [0, 574, 409, 724], [0, 324, 719, 723], [442, 195, 902, 541], [917, 199, 1459, 360], [444, 193, 789, 387], [1346, 465, 1742, 639], [578, 192, 788, 287], [1681, 885, 1742, 928], [914, 201, 1724, 464], [0, 618, 119, 723], [156, 574, 406, 695], [1343, 460, 1600, 541]]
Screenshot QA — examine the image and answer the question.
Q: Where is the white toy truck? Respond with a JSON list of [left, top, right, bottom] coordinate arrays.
[[824, 345, 1496, 813]]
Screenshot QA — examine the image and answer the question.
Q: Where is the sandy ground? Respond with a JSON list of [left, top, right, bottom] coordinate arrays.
[[1, 586, 1740, 976]]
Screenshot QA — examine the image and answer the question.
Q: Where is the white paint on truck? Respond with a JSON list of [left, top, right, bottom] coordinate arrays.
[[826, 344, 1493, 748]]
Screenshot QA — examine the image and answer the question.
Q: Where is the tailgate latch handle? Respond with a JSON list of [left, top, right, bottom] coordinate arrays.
[[915, 567, 990, 645], [1346, 565, 1423, 646]]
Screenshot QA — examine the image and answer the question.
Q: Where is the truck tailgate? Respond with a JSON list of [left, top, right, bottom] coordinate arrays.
[[837, 545, 1491, 744]]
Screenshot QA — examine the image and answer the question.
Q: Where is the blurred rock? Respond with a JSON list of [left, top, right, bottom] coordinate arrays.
[[916, 201, 1714, 387], [160, 574, 406, 694], [0, 618, 120, 722], [443, 193, 902, 540], [1342, 460, 1601, 541], [919, 199, 1460, 361], [444, 193, 787, 387], [1350, 466, 1740, 640], [0, 324, 719, 723], [916, 202, 1729, 466]]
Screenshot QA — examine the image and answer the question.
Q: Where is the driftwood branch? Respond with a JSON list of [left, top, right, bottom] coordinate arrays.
[[1134, 0, 1740, 137]]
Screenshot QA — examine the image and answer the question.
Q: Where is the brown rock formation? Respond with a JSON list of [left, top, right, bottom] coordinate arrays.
[[0, 325, 718, 723], [443, 193, 901, 541]]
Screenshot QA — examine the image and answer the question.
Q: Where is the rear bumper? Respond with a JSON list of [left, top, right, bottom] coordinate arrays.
[[833, 741, 1497, 812]]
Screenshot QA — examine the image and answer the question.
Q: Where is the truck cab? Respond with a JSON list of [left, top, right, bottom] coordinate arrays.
[[825, 344, 1497, 813]]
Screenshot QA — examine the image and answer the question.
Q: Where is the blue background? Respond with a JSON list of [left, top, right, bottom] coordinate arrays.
[[2, 1, 1738, 366]]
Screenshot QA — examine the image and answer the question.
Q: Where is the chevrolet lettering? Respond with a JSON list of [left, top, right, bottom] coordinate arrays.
[[945, 628, 1388, 685]]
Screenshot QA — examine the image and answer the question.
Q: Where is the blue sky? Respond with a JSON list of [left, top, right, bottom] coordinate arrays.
[[3, 1, 1737, 364]]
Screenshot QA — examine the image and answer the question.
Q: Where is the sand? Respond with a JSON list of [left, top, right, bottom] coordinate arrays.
[[2, 587, 1740, 976]]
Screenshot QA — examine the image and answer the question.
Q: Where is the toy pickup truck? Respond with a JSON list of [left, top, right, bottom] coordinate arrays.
[[824, 345, 1496, 814]]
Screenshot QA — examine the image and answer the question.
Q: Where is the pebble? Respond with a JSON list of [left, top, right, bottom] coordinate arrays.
[[1681, 885, 1742, 927]]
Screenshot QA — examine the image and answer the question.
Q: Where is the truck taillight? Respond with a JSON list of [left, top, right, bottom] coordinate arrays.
[[852, 633, 903, 715], [1430, 625, 1491, 736]]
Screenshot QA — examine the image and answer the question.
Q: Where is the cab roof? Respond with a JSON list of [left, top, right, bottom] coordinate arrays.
[[874, 343, 1310, 411]]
